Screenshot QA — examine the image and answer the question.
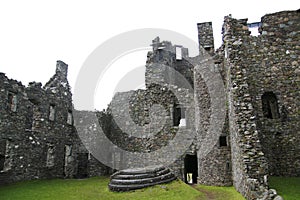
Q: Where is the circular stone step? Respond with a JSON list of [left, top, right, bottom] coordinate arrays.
[[108, 165, 176, 192], [112, 168, 170, 180]]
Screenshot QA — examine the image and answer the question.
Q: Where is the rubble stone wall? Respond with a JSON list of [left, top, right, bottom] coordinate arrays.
[[223, 9, 299, 199], [0, 61, 107, 185]]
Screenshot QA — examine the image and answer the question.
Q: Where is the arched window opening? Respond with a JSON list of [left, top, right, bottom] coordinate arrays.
[[262, 92, 279, 119]]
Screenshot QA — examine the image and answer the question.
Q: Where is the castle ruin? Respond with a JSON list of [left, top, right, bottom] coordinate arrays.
[[0, 9, 299, 200]]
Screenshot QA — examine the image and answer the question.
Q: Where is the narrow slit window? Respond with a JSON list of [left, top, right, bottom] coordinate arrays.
[[179, 107, 186, 127], [46, 144, 55, 167], [0, 140, 11, 171], [0, 154, 4, 171], [49, 104, 55, 121], [67, 110, 73, 125], [173, 104, 181, 126], [219, 136, 227, 147], [0, 140, 6, 171], [176, 46, 182, 60], [8, 92, 17, 112], [226, 161, 231, 171]]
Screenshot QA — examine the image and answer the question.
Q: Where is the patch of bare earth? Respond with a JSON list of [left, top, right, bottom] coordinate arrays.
[[191, 184, 217, 200]]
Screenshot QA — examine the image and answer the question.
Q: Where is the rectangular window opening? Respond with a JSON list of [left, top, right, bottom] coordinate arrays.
[[226, 161, 230, 171], [49, 104, 55, 121], [173, 105, 181, 126], [8, 92, 17, 112], [0, 155, 4, 171], [0, 140, 11, 171], [46, 144, 55, 167], [67, 110, 73, 125], [176, 46, 182, 60], [219, 136, 227, 147]]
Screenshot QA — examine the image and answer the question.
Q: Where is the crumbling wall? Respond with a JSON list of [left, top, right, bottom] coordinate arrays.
[[248, 10, 300, 177], [95, 39, 195, 179], [0, 61, 108, 185], [194, 22, 233, 186], [223, 10, 299, 199]]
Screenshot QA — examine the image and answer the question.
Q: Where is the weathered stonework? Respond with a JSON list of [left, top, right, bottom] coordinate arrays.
[[220, 10, 299, 199], [0, 61, 108, 185], [0, 9, 298, 200], [97, 9, 299, 199]]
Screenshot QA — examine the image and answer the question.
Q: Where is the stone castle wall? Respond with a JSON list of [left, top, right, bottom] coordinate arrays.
[[0, 9, 298, 200], [222, 9, 299, 199], [0, 61, 107, 185]]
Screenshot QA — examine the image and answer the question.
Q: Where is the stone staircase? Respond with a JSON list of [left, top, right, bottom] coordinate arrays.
[[108, 165, 176, 191]]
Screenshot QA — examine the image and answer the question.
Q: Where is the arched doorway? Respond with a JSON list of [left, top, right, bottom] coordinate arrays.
[[184, 154, 198, 184]]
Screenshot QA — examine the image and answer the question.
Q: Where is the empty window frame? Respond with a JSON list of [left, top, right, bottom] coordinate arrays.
[[0, 140, 6, 171], [219, 136, 227, 147], [46, 144, 55, 167], [262, 92, 280, 119], [49, 104, 55, 121], [67, 110, 73, 125], [0, 140, 12, 171], [176, 46, 182, 60], [7, 92, 17, 112]]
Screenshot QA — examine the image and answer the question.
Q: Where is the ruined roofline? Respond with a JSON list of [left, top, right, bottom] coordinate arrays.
[[0, 72, 26, 88], [223, 9, 299, 34], [262, 8, 300, 18], [0, 60, 70, 92], [44, 60, 71, 90]]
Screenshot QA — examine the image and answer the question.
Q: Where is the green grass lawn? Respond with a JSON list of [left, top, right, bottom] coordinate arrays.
[[0, 177, 244, 200], [0, 176, 298, 200], [269, 176, 300, 200], [194, 185, 245, 200]]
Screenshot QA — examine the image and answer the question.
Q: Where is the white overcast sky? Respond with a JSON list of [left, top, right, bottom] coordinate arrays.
[[0, 1, 298, 110]]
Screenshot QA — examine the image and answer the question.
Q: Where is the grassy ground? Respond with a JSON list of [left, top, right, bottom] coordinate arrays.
[[0, 176, 298, 200], [269, 176, 300, 200], [0, 177, 244, 200], [194, 185, 245, 200]]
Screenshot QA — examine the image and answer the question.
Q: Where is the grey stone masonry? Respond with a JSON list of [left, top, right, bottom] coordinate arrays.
[[0, 9, 298, 200], [0, 61, 108, 185], [222, 9, 299, 199]]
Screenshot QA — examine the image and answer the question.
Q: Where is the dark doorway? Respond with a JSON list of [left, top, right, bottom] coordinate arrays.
[[184, 154, 198, 184], [76, 153, 88, 178]]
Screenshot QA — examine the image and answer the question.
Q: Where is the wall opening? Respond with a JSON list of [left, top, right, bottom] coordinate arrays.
[[176, 46, 182, 60], [219, 136, 227, 147], [0, 140, 6, 171], [247, 22, 261, 36], [179, 107, 186, 127], [0, 155, 4, 171], [173, 104, 181, 126], [46, 144, 55, 167], [49, 104, 56, 121], [7, 92, 17, 112], [226, 161, 231, 172], [204, 46, 211, 52], [67, 110, 73, 125], [64, 145, 73, 177], [184, 154, 198, 184], [173, 104, 187, 127], [25, 104, 34, 130], [262, 92, 279, 119], [76, 153, 88, 179], [0, 140, 11, 172]]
